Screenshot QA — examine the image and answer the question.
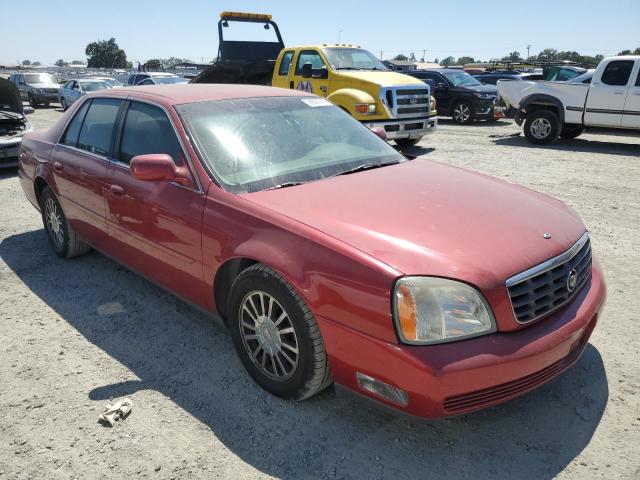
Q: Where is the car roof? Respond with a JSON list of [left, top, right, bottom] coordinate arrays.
[[86, 83, 314, 106], [412, 69, 461, 74]]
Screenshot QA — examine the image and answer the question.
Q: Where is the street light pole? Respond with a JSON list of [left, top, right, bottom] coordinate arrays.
[[338, 30, 342, 44]]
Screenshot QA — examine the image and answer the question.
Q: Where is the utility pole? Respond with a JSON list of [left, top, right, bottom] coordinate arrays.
[[380, 50, 383, 60], [527, 44, 531, 60], [422, 49, 426, 62], [338, 30, 342, 44]]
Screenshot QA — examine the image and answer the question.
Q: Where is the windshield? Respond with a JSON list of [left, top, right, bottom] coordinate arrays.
[[154, 76, 188, 84], [24, 73, 57, 84], [177, 96, 404, 193], [322, 48, 388, 71], [100, 78, 123, 87], [443, 71, 482, 87], [80, 81, 111, 92]]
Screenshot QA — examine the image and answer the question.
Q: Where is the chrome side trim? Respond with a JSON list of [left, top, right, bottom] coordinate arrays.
[[506, 232, 590, 287]]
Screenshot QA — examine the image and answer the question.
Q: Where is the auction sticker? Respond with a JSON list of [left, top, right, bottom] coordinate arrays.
[[301, 98, 332, 107]]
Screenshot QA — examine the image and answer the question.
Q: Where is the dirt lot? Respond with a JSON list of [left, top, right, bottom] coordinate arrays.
[[1, 107, 639, 480]]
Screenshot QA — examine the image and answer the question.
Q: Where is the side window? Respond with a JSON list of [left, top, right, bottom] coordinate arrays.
[[138, 78, 154, 85], [61, 100, 91, 147], [556, 68, 577, 81], [295, 50, 326, 74], [119, 101, 185, 166], [76, 98, 122, 156], [278, 51, 294, 76], [601, 60, 635, 86]]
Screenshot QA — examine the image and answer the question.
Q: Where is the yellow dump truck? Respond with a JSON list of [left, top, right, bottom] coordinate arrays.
[[192, 12, 437, 146]]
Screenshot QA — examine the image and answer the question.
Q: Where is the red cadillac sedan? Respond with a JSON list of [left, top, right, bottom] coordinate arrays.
[[18, 84, 606, 418]]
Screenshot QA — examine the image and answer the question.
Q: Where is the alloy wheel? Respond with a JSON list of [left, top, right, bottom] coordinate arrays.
[[238, 290, 299, 380], [454, 103, 471, 123], [44, 197, 64, 250], [530, 118, 552, 140]]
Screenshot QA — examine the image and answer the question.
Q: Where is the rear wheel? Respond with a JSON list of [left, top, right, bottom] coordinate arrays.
[[452, 101, 474, 124], [560, 125, 584, 139], [61, 97, 68, 111], [395, 137, 421, 147], [523, 109, 560, 145], [228, 264, 332, 400], [40, 187, 91, 258]]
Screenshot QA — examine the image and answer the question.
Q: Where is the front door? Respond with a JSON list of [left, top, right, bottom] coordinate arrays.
[[105, 100, 207, 306], [584, 59, 635, 127], [52, 98, 122, 248], [621, 63, 640, 129], [289, 49, 330, 97]]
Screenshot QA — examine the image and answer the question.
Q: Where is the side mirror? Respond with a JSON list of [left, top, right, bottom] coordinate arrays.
[[302, 63, 313, 79], [23, 106, 34, 115], [130, 154, 177, 182], [370, 127, 387, 141], [435, 82, 447, 90]]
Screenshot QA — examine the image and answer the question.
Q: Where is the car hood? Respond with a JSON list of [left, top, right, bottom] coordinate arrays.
[[334, 70, 426, 88], [242, 159, 586, 289], [0, 78, 23, 114], [454, 83, 497, 94]]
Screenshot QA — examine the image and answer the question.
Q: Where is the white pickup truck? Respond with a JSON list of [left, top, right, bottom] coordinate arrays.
[[498, 56, 640, 144]]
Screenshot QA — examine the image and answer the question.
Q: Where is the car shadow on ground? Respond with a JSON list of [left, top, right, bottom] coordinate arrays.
[[438, 118, 513, 127], [0, 167, 18, 179], [0, 229, 609, 480], [493, 135, 640, 157]]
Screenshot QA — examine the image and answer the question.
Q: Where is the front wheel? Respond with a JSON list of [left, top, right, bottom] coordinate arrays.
[[452, 101, 474, 124], [228, 264, 332, 400], [61, 97, 68, 111], [40, 187, 91, 258], [395, 137, 421, 147], [28, 94, 37, 108], [523, 110, 560, 145]]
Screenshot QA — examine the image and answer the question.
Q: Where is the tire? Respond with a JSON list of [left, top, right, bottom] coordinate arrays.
[[560, 125, 584, 139], [40, 187, 91, 258], [61, 97, 68, 111], [28, 93, 37, 108], [395, 137, 421, 147], [228, 264, 332, 400], [523, 109, 560, 145], [452, 100, 474, 124]]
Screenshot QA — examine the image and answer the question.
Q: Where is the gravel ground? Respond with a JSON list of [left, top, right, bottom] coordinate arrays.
[[1, 107, 639, 480]]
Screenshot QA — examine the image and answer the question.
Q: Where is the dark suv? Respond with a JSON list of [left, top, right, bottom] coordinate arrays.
[[9, 72, 61, 108], [407, 69, 500, 124]]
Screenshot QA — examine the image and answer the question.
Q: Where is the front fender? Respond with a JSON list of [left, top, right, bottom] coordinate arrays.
[[327, 88, 377, 117]]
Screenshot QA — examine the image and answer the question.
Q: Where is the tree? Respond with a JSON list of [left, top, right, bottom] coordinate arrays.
[[71, 60, 84, 65], [634, 47, 640, 55], [537, 48, 558, 60], [503, 51, 522, 62], [618, 49, 632, 55], [85, 38, 127, 68], [144, 59, 163, 70], [409, 52, 416, 62], [55, 59, 66, 67], [125, 61, 133, 70], [434, 57, 439, 64], [32, 61, 41, 66], [393, 54, 408, 61], [440, 56, 455, 66], [456, 56, 475, 65], [22, 59, 31, 66]]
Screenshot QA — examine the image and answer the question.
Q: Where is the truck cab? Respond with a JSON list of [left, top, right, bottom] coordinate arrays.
[[271, 45, 437, 145], [192, 12, 437, 146]]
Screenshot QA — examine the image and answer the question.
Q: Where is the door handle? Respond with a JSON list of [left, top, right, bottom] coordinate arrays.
[[614, 90, 624, 95], [53, 161, 63, 172], [110, 184, 124, 197]]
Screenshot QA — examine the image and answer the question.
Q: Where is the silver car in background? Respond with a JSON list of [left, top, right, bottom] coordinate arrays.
[[58, 79, 112, 110], [0, 78, 34, 168]]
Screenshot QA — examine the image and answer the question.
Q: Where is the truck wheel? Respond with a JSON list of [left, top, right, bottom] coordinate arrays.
[[560, 125, 584, 139], [28, 93, 37, 108], [523, 110, 560, 145], [395, 138, 421, 148], [452, 101, 474, 124], [228, 264, 332, 401]]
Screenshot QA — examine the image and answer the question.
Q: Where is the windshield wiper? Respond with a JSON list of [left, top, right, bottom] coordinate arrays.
[[264, 181, 306, 191], [334, 161, 399, 177]]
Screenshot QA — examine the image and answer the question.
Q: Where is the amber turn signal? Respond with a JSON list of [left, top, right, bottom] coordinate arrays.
[[396, 283, 417, 341]]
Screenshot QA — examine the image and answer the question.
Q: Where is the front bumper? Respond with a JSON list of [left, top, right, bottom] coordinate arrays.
[[32, 92, 59, 103], [0, 137, 22, 168], [362, 115, 438, 140], [318, 262, 606, 419]]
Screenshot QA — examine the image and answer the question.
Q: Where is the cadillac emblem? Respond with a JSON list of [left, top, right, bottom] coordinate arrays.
[[566, 269, 578, 293]]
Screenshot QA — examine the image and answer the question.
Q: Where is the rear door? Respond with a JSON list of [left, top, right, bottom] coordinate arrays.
[[585, 59, 635, 126], [621, 61, 640, 129], [51, 98, 123, 248], [289, 49, 330, 97], [105, 100, 207, 305]]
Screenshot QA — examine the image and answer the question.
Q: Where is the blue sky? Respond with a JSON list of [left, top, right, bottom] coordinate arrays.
[[2, 0, 639, 65]]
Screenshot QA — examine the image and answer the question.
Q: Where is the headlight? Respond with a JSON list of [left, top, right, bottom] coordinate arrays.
[[354, 103, 376, 114], [474, 92, 495, 99], [393, 277, 496, 345]]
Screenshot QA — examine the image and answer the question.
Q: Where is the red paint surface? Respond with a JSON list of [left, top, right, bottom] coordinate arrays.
[[18, 85, 606, 418]]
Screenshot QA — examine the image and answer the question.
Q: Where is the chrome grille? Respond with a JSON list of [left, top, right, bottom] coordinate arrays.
[[381, 86, 431, 119], [506, 233, 592, 323]]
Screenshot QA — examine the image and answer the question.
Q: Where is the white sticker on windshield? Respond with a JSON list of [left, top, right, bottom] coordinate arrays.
[[301, 98, 332, 107]]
